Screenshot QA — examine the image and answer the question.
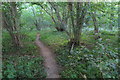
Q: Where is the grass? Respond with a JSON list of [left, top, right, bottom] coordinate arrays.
[[40, 28, 68, 51], [2, 30, 46, 78]]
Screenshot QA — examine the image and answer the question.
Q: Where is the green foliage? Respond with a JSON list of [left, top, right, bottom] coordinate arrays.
[[3, 55, 46, 78], [2, 31, 46, 78], [88, 2, 118, 29], [20, 3, 53, 31], [2, 2, 119, 79], [40, 28, 68, 50], [2, 31, 39, 54], [2, 32, 15, 53], [56, 44, 119, 78], [40, 29, 119, 78]]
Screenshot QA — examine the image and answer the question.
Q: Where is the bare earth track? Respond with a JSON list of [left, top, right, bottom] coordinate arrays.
[[35, 34, 60, 78]]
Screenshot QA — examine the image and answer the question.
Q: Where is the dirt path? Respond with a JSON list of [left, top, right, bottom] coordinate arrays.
[[35, 34, 60, 78]]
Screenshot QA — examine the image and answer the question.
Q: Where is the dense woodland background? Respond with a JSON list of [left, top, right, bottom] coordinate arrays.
[[2, 2, 119, 78]]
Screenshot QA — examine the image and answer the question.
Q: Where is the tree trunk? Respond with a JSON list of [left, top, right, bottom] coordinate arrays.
[[91, 12, 99, 33], [32, 6, 41, 31], [69, 2, 87, 46], [49, 2, 66, 31], [3, 2, 22, 48], [91, 12, 100, 40], [74, 2, 81, 45], [10, 3, 22, 47], [109, 13, 114, 30], [39, 4, 62, 31]]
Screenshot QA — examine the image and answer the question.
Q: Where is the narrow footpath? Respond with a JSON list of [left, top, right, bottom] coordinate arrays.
[[35, 33, 60, 78]]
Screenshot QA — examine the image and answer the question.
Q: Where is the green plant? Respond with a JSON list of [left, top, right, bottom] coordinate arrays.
[[3, 55, 46, 78], [2, 31, 46, 78]]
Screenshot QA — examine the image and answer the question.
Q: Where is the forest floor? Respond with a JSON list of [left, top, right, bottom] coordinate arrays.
[[35, 33, 60, 78]]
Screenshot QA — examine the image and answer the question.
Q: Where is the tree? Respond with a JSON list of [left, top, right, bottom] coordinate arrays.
[[49, 2, 66, 31], [31, 2, 68, 32], [90, 11, 100, 40], [2, 2, 22, 48], [68, 2, 89, 46], [31, 6, 41, 31]]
